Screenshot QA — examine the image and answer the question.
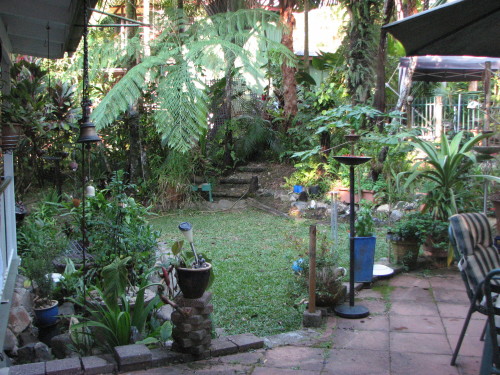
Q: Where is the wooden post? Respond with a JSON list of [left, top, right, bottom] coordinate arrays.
[[308, 225, 317, 313], [484, 61, 492, 143]]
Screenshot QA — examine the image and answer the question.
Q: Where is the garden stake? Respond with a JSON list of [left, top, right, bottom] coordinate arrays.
[[331, 191, 339, 250], [308, 225, 317, 314]]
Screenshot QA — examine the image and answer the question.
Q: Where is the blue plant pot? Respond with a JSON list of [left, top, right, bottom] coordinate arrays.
[[34, 300, 59, 327], [354, 236, 376, 283], [293, 185, 304, 194]]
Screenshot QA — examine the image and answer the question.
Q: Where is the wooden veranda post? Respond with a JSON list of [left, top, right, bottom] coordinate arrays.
[[308, 225, 317, 313]]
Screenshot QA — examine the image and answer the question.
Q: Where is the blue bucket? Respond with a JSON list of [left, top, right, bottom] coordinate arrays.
[[293, 185, 304, 194], [354, 236, 376, 283]]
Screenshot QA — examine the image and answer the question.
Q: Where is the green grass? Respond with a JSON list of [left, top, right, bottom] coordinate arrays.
[[150, 208, 390, 337]]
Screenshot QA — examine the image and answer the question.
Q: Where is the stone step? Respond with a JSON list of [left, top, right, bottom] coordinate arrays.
[[237, 166, 266, 173], [219, 175, 256, 184], [212, 185, 249, 198]]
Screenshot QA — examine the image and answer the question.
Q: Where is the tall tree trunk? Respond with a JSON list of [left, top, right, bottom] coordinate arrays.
[[125, 0, 143, 183], [304, 0, 309, 70], [280, 0, 298, 129], [373, 0, 394, 117], [343, 0, 381, 105]]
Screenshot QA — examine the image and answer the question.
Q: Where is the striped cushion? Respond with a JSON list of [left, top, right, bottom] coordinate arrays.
[[461, 245, 500, 292], [449, 213, 493, 257]]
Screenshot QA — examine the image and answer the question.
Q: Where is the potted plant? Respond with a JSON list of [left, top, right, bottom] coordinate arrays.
[[18, 199, 68, 326], [387, 212, 434, 269], [170, 222, 213, 299], [354, 200, 376, 282], [1, 61, 50, 150], [1, 98, 25, 149]]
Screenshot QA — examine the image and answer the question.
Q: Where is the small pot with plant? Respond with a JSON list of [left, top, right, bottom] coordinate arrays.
[[18, 200, 69, 327], [354, 200, 376, 282], [387, 212, 434, 269], [170, 222, 213, 299]]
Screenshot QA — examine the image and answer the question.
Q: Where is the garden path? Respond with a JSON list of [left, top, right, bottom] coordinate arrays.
[[126, 268, 482, 375]]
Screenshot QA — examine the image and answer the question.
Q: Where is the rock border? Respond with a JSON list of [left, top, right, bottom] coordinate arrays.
[[6, 333, 264, 375]]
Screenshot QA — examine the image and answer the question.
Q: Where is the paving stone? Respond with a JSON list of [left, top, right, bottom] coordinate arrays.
[[442, 316, 486, 337], [390, 286, 434, 302], [252, 368, 320, 375], [447, 334, 484, 357], [8, 362, 45, 375], [114, 344, 152, 372], [45, 357, 83, 375], [353, 298, 387, 314], [390, 352, 459, 375], [81, 355, 116, 375], [436, 302, 476, 319], [323, 348, 390, 375], [427, 276, 465, 291], [432, 287, 470, 304], [388, 274, 430, 288], [336, 314, 389, 332], [453, 355, 482, 375], [210, 337, 238, 357], [390, 315, 446, 335], [227, 333, 264, 351], [216, 350, 265, 365], [390, 301, 439, 316], [263, 346, 325, 371], [390, 332, 451, 355], [332, 329, 389, 351]]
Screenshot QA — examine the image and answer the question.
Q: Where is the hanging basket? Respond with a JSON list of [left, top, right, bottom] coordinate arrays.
[[1, 123, 22, 150]]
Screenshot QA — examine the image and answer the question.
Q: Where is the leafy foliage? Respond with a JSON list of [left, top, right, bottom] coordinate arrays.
[[403, 131, 492, 221], [355, 200, 374, 237], [91, 8, 295, 153]]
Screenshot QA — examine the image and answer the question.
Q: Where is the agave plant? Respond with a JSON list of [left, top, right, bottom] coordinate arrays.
[[402, 131, 496, 221]]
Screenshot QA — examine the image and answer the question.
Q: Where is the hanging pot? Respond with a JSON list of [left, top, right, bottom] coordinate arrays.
[[1, 123, 22, 150], [175, 263, 212, 299]]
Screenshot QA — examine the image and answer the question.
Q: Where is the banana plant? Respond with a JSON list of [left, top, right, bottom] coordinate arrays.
[[402, 131, 493, 221]]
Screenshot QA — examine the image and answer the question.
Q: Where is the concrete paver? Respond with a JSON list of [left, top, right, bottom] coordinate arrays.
[[124, 269, 484, 375], [390, 315, 446, 334], [390, 352, 459, 375]]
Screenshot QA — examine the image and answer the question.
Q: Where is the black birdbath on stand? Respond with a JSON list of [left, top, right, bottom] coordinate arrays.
[[333, 132, 371, 319]]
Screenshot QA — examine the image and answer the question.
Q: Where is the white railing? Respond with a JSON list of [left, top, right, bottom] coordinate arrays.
[[0, 151, 19, 367], [0, 175, 15, 302], [410, 94, 499, 138]]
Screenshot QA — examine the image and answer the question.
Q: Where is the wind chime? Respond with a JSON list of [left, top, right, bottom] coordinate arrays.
[[77, 0, 101, 290]]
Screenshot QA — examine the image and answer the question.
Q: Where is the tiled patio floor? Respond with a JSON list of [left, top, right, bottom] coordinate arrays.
[[126, 269, 484, 375]]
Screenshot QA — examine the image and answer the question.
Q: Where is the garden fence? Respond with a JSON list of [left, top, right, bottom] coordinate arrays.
[[410, 94, 500, 142]]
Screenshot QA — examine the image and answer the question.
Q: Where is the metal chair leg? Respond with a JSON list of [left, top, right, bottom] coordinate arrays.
[[451, 303, 476, 366], [480, 318, 487, 342]]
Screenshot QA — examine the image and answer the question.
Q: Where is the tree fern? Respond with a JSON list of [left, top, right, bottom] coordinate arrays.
[[90, 8, 295, 152]]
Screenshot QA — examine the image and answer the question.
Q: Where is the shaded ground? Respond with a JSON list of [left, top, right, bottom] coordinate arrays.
[[126, 268, 483, 375]]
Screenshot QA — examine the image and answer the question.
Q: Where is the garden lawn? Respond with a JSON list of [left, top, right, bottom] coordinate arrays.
[[150, 208, 389, 337]]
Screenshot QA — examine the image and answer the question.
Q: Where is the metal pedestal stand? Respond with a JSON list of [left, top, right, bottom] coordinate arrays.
[[333, 155, 371, 319]]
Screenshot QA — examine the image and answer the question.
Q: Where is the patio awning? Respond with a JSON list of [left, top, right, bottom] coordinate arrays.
[[0, 0, 98, 61], [401, 56, 500, 82], [383, 0, 500, 57]]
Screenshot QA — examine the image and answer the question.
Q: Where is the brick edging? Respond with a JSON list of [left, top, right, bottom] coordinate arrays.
[[7, 333, 264, 375]]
